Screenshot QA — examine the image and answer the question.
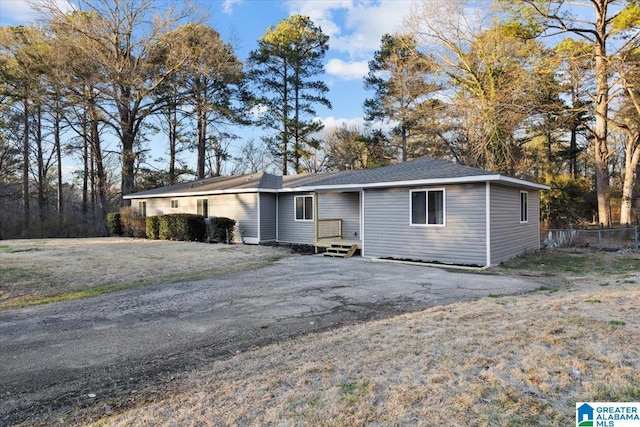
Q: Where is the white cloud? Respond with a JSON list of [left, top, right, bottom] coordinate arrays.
[[222, 0, 243, 15], [0, 0, 73, 24], [325, 58, 368, 80], [286, 0, 415, 58], [320, 116, 367, 130], [0, 0, 39, 22]]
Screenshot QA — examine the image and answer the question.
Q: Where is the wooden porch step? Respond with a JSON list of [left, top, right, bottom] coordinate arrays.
[[323, 244, 358, 258]]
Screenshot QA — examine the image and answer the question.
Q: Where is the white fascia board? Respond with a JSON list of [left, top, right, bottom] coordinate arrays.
[[280, 175, 549, 192], [496, 176, 550, 190], [123, 188, 279, 200]]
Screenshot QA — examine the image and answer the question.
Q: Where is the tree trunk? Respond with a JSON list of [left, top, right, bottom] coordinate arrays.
[[22, 98, 30, 236], [282, 63, 289, 175], [90, 102, 108, 235], [54, 103, 63, 220], [82, 106, 89, 217], [35, 105, 46, 226], [168, 101, 177, 185], [620, 135, 640, 226], [593, 3, 611, 227], [197, 105, 206, 179], [120, 127, 136, 202]]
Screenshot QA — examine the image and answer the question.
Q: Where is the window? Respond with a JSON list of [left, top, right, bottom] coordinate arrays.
[[138, 201, 147, 218], [410, 189, 445, 226], [197, 199, 208, 217], [520, 191, 528, 223], [295, 195, 313, 221], [171, 199, 179, 209]]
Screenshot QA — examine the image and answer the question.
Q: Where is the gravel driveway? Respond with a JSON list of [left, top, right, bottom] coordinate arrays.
[[0, 255, 547, 425]]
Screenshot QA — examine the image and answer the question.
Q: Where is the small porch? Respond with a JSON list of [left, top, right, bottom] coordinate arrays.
[[314, 218, 362, 257]]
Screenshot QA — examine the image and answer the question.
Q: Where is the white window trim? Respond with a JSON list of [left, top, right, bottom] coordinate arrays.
[[409, 188, 446, 227], [170, 199, 179, 209], [520, 191, 528, 224], [294, 195, 314, 222], [197, 198, 208, 217]]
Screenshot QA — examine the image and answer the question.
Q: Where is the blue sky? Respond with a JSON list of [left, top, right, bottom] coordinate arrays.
[[0, 0, 416, 173]]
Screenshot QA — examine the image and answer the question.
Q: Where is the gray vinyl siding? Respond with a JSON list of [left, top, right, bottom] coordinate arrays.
[[208, 193, 259, 241], [490, 185, 540, 264], [259, 193, 277, 242], [363, 184, 487, 266], [317, 192, 360, 240], [277, 192, 315, 244]]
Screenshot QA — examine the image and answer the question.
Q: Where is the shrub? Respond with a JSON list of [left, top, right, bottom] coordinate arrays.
[[146, 216, 160, 240], [158, 214, 206, 242], [210, 216, 236, 243], [120, 207, 147, 238], [107, 212, 122, 236]]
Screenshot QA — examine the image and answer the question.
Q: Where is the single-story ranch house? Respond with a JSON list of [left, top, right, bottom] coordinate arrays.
[[124, 156, 549, 267]]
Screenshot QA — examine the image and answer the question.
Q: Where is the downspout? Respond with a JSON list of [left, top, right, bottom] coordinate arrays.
[[360, 189, 365, 257], [314, 192, 319, 250], [257, 192, 261, 243], [485, 182, 491, 267]]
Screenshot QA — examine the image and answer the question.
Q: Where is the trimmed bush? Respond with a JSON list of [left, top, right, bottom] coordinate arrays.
[[107, 212, 122, 236], [158, 214, 206, 242], [120, 207, 147, 238], [211, 216, 236, 243], [146, 216, 160, 240]]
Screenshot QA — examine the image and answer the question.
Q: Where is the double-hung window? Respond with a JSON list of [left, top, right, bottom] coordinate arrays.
[[138, 201, 147, 218], [295, 195, 313, 221], [410, 189, 445, 226], [197, 199, 208, 217], [520, 191, 528, 223]]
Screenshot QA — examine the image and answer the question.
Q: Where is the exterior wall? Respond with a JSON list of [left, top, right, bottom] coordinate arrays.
[[363, 184, 487, 266], [277, 192, 315, 244], [137, 193, 260, 242], [490, 184, 540, 265], [259, 193, 277, 242], [143, 197, 199, 217], [317, 192, 361, 240], [208, 193, 259, 242]]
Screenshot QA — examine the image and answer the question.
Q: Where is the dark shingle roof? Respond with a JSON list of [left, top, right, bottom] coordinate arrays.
[[282, 157, 494, 188], [126, 173, 280, 198], [125, 157, 546, 199]]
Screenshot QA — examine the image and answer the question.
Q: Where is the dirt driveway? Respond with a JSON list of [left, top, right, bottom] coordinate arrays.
[[0, 255, 549, 425]]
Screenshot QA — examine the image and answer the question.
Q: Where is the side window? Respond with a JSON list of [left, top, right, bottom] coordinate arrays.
[[410, 189, 445, 226], [295, 195, 313, 221], [197, 199, 208, 217], [171, 199, 179, 209], [138, 201, 147, 218], [520, 191, 528, 223]]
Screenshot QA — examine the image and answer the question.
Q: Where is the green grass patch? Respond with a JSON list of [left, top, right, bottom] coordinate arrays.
[[0, 244, 16, 253], [609, 320, 626, 326], [339, 379, 370, 405]]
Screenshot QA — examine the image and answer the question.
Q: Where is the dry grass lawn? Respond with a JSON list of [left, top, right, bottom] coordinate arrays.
[[98, 250, 638, 426], [0, 237, 291, 309]]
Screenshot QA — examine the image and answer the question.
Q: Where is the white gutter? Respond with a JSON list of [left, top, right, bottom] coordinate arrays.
[[124, 174, 549, 200], [123, 187, 279, 200], [280, 175, 549, 193]]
